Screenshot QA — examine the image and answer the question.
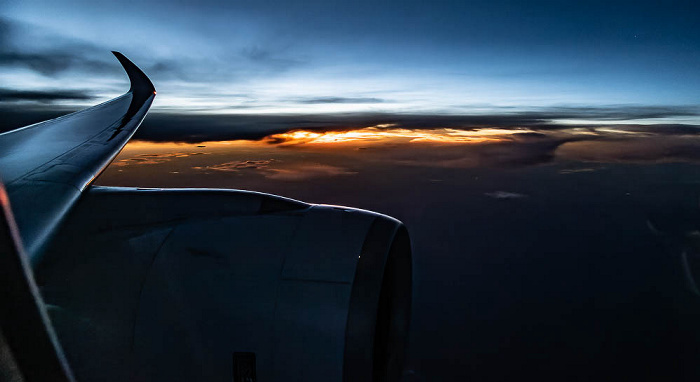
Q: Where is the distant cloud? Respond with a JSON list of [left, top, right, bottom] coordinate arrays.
[[114, 152, 208, 167], [193, 159, 357, 181], [4, 106, 700, 144], [0, 87, 93, 102], [0, 51, 110, 77], [382, 136, 578, 169], [0, 17, 227, 83], [557, 135, 700, 164], [599, 124, 700, 136], [484, 191, 528, 199], [0, 17, 115, 77], [264, 163, 357, 181], [240, 46, 304, 72], [559, 168, 600, 174], [193, 159, 274, 172], [520, 105, 700, 122], [4, 101, 700, 171], [116, 108, 700, 144], [293, 96, 386, 104]]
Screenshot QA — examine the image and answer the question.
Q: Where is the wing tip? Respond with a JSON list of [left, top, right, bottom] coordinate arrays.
[[111, 51, 156, 96]]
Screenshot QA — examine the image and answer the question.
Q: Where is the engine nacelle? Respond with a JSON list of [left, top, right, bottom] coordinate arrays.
[[35, 187, 412, 382]]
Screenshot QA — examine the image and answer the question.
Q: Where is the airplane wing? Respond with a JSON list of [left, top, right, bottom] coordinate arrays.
[[0, 53, 411, 382], [0, 52, 156, 260]]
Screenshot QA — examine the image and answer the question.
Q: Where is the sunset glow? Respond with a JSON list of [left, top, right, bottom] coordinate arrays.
[[264, 127, 530, 146]]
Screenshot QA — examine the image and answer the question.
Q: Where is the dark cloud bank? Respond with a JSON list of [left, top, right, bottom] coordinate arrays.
[[0, 88, 94, 102], [0, 15, 303, 90], [2, 105, 700, 142], [6, 105, 700, 172]]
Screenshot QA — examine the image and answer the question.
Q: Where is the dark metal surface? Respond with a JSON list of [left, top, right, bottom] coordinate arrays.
[[0, 185, 75, 382], [344, 219, 411, 382], [35, 186, 412, 382]]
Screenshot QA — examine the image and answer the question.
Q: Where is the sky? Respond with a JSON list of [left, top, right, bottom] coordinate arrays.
[[2, 0, 700, 123]]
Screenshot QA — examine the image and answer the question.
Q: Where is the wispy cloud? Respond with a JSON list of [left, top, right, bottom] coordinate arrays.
[[484, 191, 528, 199], [263, 163, 357, 180], [193, 159, 357, 181], [292, 96, 386, 104], [559, 168, 600, 174], [0, 17, 116, 77], [240, 46, 304, 72], [517, 106, 700, 122], [113, 152, 209, 167], [0, 87, 93, 102], [193, 159, 274, 172]]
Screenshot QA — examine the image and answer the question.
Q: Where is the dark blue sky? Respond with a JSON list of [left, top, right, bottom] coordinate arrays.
[[2, 0, 700, 123]]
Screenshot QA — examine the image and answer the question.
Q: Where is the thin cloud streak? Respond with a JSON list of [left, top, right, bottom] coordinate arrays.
[[293, 97, 386, 104], [0, 88, 94, 102]]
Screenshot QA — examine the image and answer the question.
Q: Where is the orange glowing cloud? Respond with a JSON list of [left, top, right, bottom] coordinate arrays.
[[113, 152, 210, 166], [264, 126, 529, 146]]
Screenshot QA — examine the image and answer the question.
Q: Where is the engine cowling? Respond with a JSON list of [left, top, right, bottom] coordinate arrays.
[[35, 186, 412, 382]]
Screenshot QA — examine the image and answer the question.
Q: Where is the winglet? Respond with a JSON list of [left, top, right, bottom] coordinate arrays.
[[111, 51, 156, 97]]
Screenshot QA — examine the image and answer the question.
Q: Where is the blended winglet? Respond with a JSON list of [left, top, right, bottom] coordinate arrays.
[[111, 51, 156, 96]]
